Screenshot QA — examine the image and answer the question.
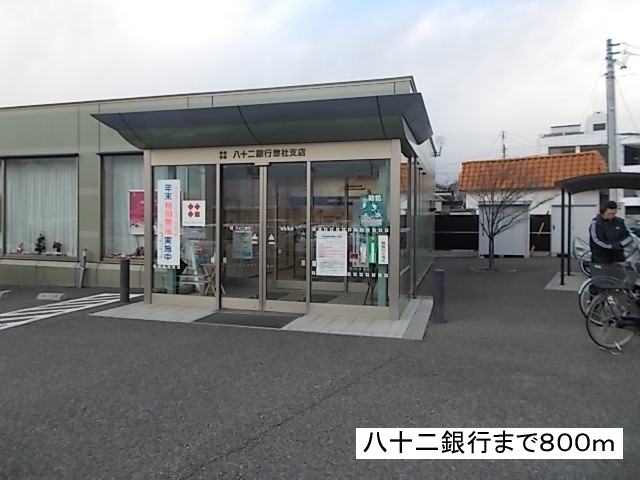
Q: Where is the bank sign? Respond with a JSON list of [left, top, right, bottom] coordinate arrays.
[[219, 147, 307, 160], [157, 180, 181, 267]]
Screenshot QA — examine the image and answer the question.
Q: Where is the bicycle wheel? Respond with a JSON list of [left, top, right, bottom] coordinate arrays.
[[578, 279, 598, 317], [585, 293, 635, 350], [579, 251, 592, 277]]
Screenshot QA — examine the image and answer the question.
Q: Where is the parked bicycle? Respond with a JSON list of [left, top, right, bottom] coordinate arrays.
[[574, 220, 640, 280], [573, 237, 592, 277], [585, 263, 640, 351], [577, 232, 640, 317]]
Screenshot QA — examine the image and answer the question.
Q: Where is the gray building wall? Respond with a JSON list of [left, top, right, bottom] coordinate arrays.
[[0, 77, 424, 287]]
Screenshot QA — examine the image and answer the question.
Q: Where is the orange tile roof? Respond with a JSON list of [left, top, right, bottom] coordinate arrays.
[[458, 151, 606, 191]]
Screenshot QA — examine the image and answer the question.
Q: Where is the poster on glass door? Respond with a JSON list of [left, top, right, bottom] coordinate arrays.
[[157, 180, 181, 267], [232, 227, 254, 259], [316, 230, 347, 276], [360, 194, 384, 227]]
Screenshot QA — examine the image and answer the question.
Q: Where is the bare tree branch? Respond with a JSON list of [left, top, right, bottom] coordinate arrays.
[[469, 163, 554, 270]]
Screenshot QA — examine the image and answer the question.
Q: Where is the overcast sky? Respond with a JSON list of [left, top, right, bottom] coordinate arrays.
[[1, 0, 638, 183]]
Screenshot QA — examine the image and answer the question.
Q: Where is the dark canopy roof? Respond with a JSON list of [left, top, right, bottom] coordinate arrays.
[[555, 172, 640, 194], [92, 93, 432, 156]]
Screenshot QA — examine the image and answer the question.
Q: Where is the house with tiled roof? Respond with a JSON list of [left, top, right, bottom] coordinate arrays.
[[458, 151, 607, 254]]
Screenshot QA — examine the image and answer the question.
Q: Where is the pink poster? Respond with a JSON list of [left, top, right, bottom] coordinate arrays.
[[129, 190, 145, 235]]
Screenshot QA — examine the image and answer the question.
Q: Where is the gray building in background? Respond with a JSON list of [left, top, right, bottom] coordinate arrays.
[[0, 77, 436, 320]]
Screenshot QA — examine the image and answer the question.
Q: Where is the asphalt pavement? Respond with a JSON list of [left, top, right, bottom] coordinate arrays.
[[0, 256, 638, 479]]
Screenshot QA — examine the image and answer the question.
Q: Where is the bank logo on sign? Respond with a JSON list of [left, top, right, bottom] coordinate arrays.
[[187, 203, 201, 218], [182, 200, 206, 227]]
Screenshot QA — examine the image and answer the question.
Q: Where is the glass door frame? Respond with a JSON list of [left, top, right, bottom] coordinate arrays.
[[144, 140, 402, 320], [263, 161, 309, 314], [218, 163, 261, 311], [219, 161, 308, 314]]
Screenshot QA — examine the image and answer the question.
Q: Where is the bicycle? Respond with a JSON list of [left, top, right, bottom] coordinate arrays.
[[577, 233, 640, 316], [585, 263, 640, 351], [573, 237, 592, 277], [578, 277, 599, 317]]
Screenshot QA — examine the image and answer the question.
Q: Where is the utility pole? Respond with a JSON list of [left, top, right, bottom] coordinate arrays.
[[501, 131, 506, 159], [606, 38, 620, 203]]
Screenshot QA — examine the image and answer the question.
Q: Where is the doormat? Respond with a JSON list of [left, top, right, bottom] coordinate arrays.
[[195, 311, 300, 329]]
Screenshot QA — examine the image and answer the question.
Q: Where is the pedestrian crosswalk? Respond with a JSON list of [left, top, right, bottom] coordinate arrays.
[[0, 293, 142, 331]]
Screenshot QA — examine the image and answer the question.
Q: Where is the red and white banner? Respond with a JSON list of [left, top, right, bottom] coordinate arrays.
[[157, 180, 181, 267]]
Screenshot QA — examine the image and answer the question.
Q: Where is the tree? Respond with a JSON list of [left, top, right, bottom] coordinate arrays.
[[471, 163, 551, 270]]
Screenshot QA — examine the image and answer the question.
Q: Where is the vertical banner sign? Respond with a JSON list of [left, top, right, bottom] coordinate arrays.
[[378, 235, 389, 265], [316, 230, 348, 276], [157, 180, 181, 267]]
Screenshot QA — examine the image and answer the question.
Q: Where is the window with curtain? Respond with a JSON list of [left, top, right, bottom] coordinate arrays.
[[103, 154, 144, 259], [5, 157, 78, 256]]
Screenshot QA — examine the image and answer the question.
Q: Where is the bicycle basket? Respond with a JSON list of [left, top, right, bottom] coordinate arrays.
[[591, 263, 638, 289], [572, 237, 589, 258]]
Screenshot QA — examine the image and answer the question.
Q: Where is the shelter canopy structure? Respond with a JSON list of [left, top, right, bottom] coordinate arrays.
[[555, 172, 640, 284]]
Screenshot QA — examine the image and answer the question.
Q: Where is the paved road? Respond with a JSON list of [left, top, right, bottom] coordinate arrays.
[[0, 285, 142, 315], [0, 293, 143, 331], [1, 257, 638, 479]]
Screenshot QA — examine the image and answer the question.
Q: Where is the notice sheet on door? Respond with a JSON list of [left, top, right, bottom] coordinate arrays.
[[316, 230, 347, 276], [233, 229, 254, 260]]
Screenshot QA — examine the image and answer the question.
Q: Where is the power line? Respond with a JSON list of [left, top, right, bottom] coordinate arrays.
[[581, 60, 606, 126], [503, 130, 539, 149], [622, 41, 640, 51], [616, 79, 640, 134]]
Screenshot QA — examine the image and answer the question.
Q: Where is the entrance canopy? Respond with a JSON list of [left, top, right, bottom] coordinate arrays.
[[92, 93, 432, 157]]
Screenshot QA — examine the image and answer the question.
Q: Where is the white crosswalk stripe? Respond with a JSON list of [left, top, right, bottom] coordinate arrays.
[[0, 293, 142, 331]]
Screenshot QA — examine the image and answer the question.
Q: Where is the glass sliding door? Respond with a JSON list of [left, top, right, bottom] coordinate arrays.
[[265, 162, 307, 311], [152, 165, 217, 297], [221, 164, 261, 308], [310, 160, 390, 306]]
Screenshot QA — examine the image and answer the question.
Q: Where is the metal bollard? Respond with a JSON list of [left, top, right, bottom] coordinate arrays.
[[120, 257, 130, 303], [77, 248, 88, 288], [433, 269, 446, 323]]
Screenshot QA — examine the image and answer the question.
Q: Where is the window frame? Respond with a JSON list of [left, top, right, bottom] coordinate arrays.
[[1, 154, 79, 260], [100, 152, 145, 263]]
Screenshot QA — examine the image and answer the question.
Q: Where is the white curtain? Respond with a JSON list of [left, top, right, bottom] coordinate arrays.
[[6, 157, 78, 255], [103, 155, 144, 257]]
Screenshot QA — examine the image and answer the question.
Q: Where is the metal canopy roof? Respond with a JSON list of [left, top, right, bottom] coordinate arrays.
[[92, 93, 432, 156], [555, 172, 640, 194]]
